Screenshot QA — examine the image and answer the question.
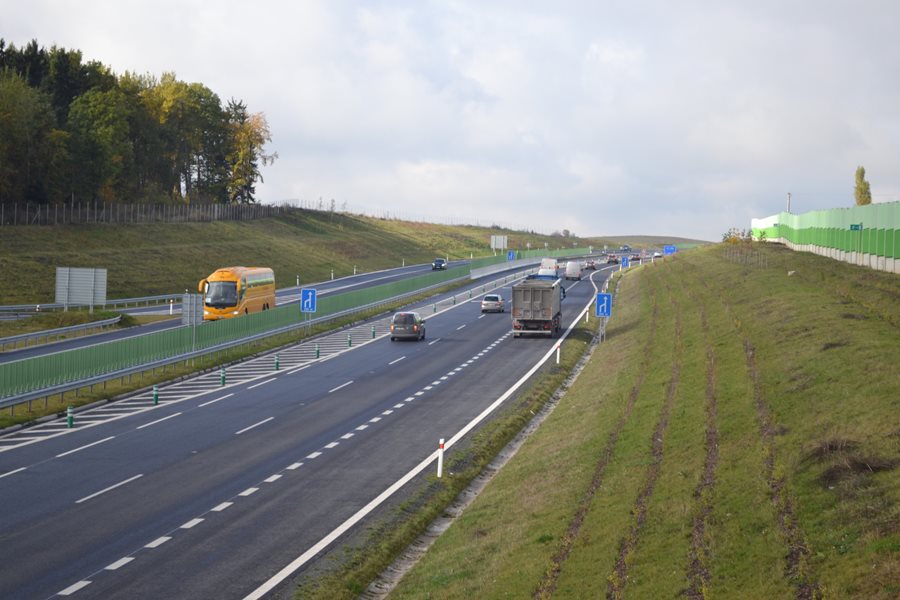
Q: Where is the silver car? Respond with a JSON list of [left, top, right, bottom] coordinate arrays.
[[480, 294, 505, 313], [390, 311, 426, 341]]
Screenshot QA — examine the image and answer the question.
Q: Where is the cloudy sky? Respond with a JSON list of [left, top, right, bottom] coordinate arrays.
[[7, 1, 899, 240]]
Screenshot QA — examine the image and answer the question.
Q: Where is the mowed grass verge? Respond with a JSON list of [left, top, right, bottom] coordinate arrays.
[[389, 243, 899, 599]]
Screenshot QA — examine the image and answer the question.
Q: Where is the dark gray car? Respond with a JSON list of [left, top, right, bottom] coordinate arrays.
[[390, 311, 426, 341]]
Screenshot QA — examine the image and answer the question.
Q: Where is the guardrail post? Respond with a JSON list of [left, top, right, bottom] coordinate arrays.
[[220, 368, 226, 386], [371, 325, 376, 339], [315, 343, 320, 358], [153, 385, 159, 405], [275, 355, 280, 370], [66, 405, 74, 428], [353, 265, 357, 275]]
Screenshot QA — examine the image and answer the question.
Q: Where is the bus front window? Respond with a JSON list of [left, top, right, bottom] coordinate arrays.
[[205, 281, 238, 308]]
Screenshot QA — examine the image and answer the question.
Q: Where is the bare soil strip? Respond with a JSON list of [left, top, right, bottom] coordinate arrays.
[[531, 282, 660, 600], [606, 294, 682, 600], [685, 303, 719, 599]]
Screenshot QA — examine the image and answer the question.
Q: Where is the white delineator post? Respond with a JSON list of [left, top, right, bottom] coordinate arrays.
[[556, 344, 561, 364], [437, 438, 445, 478]]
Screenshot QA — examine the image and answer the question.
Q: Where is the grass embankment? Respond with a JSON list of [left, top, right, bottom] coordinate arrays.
[[0, 210, 609, 308], [388, 243, 899, 599]]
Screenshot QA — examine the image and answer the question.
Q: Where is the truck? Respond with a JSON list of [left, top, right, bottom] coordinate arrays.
[[511, 275, 564, 337]]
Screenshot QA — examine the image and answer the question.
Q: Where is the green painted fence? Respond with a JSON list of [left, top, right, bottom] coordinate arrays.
[[751, 202, 899, 274]]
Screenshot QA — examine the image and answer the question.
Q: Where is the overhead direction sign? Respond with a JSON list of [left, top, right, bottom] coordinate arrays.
[[300, 288, 317, 313], [595, 293, 612, 318]]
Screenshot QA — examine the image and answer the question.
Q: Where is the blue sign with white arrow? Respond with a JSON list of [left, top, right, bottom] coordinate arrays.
[[663, 244, 677, 255], [507, 250, 516, 261], [300, 288, 317, 313], [621, 256, 630, 268], [595, 293, 612, 317]]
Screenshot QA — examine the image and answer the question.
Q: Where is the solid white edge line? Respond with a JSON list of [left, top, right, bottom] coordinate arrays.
[[328, 380, 354, 393], [243, 288, 596, 600], [76, 473, 144, 504], [235, 417, 274, 435], [136, 412, 182, 430], [0, 467, 26, 479], [198, 393, 234, 407], [56, 435, 116, 458], [248, 378, 277, 390]]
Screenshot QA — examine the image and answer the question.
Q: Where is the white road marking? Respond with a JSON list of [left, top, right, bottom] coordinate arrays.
[[369, 417, 381, 423], [428, 339, 440, 345], [388, 356, 406, 365], [355, 424, 369, 431], [414, 391, 424, 396], [0, 467, 26, 479], [440, 376, 448, 381], [136, 412, 182, 430], [329, 381, 353, 393], [235, 417, 274, 435], [211, 502, 233, 512], [382, 410, 393, 415], [456, 324, 466, 330], [76, 473, 143, 504], [145, 536, 171, 548], [248, 378, 277, 390], [325, 442, 339, 449], [239, 487, 258, 497], [405, 397, 415, 402], [306, 451, 322, 459], [341, 432, 355, 439], [181, 518, 204, 529], [105, 557, 134, 570], [199, 393, 234, 407], [286, 462, 304, 470], [58, 580, 92, 595], [264, 474, 282, 483], [424, 386, 433, 391], [56, 436, 116, 458], [393, 404, 404, 409]]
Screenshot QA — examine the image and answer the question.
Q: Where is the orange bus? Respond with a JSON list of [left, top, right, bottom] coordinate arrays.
[[198, 266, 276, 320]]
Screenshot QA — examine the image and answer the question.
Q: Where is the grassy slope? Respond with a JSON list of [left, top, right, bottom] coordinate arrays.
[[389, 243, 899, 599], [0, 210, 613, 307]]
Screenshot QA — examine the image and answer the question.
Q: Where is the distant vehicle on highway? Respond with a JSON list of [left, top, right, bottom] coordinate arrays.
[[537, 257, 559, 277], [431, 258, 447, 270], [564, 260, 583, 281], [199, 266, 275, 320], [606, 254, 620, 264], [653, 251, 663, 258], [480, 294, 505, 313], [390, 311, 426, 340]]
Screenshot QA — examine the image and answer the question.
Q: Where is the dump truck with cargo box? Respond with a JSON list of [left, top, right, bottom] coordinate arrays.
[[511, 275, 563, 337]]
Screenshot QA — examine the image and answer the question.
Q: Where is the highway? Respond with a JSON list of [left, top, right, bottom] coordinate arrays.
[[0, 261, 464, 364], [0, 267, 610, 600]]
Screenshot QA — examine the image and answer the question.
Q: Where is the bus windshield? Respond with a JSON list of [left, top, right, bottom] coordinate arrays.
[[205, 281, 238, 308]]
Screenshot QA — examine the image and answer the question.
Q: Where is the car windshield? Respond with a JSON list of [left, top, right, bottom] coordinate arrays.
[[484, 295, 499, 302], [205, 281, 237, 308]]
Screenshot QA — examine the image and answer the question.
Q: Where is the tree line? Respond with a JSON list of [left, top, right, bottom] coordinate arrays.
[[0, 39, 276, 206]]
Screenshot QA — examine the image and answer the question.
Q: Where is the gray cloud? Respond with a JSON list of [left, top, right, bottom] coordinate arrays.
[[7, 0, 899, 240]]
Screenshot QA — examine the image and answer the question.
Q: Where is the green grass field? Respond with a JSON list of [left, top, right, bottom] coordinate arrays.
[[388, 242, 899, 599]]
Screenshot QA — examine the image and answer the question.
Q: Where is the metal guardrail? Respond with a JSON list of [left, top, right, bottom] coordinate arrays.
[[0, 316, 122, 352], [0, 294, 182, 313]]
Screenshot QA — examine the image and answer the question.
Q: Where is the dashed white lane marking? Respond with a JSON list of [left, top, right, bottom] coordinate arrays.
[[382, 410, 393, 416], [414, 391, 424, 396], [388, 356, 406, 365], [264, 474, 282, 483], [180, 518, 204, 529], [423, 386, 433, 391], [248, 378, 277, 390], [328, 381, 353, 393], [307, 451, 322, 459], [440, 376, 448, 381], [404, 397, 415, 402], [456, 324, 466, 330], [324, 442, 339, 449], [145, 536, 171, 548], [58, 580, 92, 595], [211, 502, 233, 512], [76, 473, 143, 504], [369, 416, 381, 423], [105, 557, 134, 570], [0, 467, 26, 479], [136, 412, 182, 430], [198, 393, 233, 407], [239, 487, 258, 497], [56, 436, 116, 458], [287, 462, 304, 470], [235, 417, 274, 435], [355, 424, 369, 431], [341, 432, 355, 439], [478, 314, 486, 319], [428, 339, 440, 346], [393, 404, 404, 409]]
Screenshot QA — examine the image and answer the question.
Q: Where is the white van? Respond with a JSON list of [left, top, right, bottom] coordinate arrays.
[[564, 260, 582, 281], [537, 257, 559, 278]]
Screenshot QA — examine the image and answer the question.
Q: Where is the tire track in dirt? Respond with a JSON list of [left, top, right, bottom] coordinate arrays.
[[532, 278, 660, 600], [693, 254, 823, 600], [606, 288, 682, 600], [685, 299, 719, 599]]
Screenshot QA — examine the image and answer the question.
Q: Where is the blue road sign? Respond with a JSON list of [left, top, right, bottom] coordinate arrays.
[[621, 256, 630, 268], [507, 250, 516, 261], [596, 293, 612, 318], [300, 288, 317, 313], [663, 244, 677, 255]]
